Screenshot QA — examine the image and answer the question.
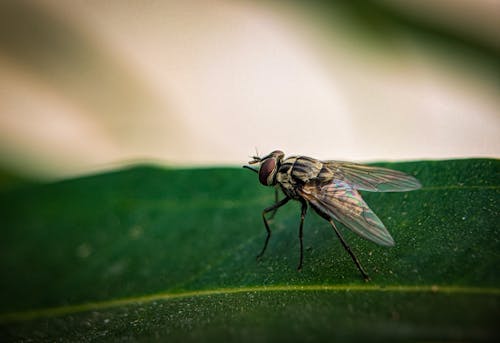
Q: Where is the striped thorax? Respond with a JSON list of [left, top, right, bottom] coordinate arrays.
[[276, 156, 324, 199]]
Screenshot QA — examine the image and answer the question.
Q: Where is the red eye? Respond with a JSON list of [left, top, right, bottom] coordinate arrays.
[[259, 158, 276, 185]]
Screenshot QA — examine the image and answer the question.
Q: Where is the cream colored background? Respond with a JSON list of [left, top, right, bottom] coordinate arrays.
[[0, 1, 499, 179]]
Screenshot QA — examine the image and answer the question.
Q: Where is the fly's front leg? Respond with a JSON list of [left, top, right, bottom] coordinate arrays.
[[257, 196, 291, 260], [268, 188, 280, 220], [297, 199, 308, 271], [329, 219, 370, 281]]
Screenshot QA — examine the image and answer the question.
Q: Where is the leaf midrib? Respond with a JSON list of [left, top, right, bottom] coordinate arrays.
[[1, 284, 498, 324]]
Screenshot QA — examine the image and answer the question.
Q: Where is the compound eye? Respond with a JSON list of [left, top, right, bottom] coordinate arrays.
[[259, 158, 276, 186]]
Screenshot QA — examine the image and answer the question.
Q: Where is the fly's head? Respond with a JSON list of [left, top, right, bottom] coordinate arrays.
[[245, 150, 285, 186]]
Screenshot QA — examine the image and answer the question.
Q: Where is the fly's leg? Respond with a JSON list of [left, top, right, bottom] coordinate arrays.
[[257, 196, 291, 260], [329, 219, 370, 281], [297, 199, 308, 271], [268, 188, 280, 220]]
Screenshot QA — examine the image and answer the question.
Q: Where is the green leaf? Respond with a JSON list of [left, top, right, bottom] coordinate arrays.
[[0, 159, 498, 342]]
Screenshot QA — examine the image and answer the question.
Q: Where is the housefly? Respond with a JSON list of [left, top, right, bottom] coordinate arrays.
[[243, 150, 421, 280]]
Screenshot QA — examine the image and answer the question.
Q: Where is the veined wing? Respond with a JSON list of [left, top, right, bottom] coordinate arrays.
[[300, 179, 394, 246], [322, 161, 421, 192]]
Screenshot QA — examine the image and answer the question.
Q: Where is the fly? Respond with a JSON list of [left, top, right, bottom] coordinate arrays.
[[243, 150, 421, 281]]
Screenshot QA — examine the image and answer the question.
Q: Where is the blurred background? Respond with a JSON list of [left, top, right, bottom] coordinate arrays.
[[0, 0, 499, 181]]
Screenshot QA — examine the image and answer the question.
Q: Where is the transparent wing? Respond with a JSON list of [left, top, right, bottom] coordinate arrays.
[[299, 180, 395, 246], [323, 161, 421, 192]]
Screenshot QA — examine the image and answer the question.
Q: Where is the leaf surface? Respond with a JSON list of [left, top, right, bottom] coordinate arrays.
[[0, 159, 498, 342]]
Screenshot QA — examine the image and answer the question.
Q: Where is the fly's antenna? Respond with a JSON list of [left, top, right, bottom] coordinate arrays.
[[252, 147, 260, 161], [248, 147, 261, 164]]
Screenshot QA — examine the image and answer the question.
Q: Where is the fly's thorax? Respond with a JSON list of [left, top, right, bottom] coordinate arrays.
[[273, 156, 324, 199], [277, 156, 323, 185], [258, 150, 285, 186]]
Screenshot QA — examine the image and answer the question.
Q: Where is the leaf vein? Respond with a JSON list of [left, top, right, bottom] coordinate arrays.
[[1, 284, 498, 323]]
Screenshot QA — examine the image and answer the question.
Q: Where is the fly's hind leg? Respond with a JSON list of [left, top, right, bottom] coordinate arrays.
[[297, 199, 308, 271], [329, 219, 370, 281], [257, 196, 291, 260]]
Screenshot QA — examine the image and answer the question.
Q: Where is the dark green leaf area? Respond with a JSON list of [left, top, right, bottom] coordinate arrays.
[[2, 292, 498, 342], [0, 159, 498, 341], [0, 174, 262, 312]]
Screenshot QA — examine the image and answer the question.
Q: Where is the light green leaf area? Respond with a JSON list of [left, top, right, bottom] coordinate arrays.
[[0, 159, 498, 342]]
